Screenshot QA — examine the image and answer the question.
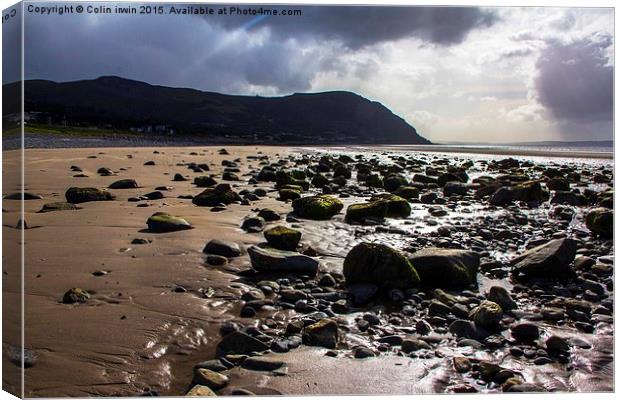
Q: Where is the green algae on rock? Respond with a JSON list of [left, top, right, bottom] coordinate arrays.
[[469, 300, 503, 330], [292, 195, 344, 220], [192, 183, 242, 207], [65, 187, 115, 203], [343, 242, 420, 289], [264, 226, 302, 251], [302, 318, 339, 349], [146, 212, 192, 233], [370, 193, 411, 218], [345, 200, 389, 222]]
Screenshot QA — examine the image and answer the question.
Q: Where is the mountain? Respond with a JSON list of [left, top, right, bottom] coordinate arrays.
[[6, 76, 430, 144]]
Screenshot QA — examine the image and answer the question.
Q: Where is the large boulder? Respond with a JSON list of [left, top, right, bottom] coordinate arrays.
[[408, 248, 479, 288], [511, 238, 577, 280], [292, 195, 343, 220], [192, 184, 241, 207], [369, 193, 411, 218], [65, 187, 115, 203], [247, 246, 319, 275], [345, 200, 389, 222], [263, 226, 302, 251], [146, 212, 193, 233], [585, 208, 613, 238], [343, 243, 420, 289]]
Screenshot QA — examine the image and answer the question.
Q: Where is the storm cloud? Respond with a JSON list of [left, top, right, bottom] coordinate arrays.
[[214, 6, 499, 48], [535, 33, 613, 123]]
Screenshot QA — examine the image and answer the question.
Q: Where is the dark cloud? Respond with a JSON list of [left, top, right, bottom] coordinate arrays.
[[216, 6, 498, 48], [535, 33, 613, 124]]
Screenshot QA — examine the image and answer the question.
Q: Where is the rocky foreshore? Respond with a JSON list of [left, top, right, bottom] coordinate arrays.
[[3, 146, 614, 396]]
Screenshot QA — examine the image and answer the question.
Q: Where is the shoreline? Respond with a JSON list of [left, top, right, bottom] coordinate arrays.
[[2, 133, 614, 160]]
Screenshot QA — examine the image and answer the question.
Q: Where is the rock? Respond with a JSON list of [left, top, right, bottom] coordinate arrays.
[[408, 248, 479, 288], [511, 238, 577, 279], [241, 356, 285, 371], [443, 182, 469, 196], [550, 191, 585, 206], [38, 202, 78, 213], [194, 176, 218, 187], [487, 286, 517, 311], [194, 359, 229, 372], [62, 288, 90, 304], [144, 191, 164, 200], [131, 238, 150, 245], [393, 186, 420, 199], [510, 322, 540, 342], [346, 200, 389, 222], [203, 239, 241, 257], [478, 361, 501, 380], [193, 368, 229, 390], [453, 356, 472, 372], [401, 338, 431, 353], [247, 246, 319, 275], [547, 178, 570, 191], [291, 195, 344, 220], [108, 179, 139, 189], [469, 301, 503, 330], [585, 208, 613, 238], [353, 346, 375, 358], [384, 174, 408, 191], [144, 160, 155, 166], [216, 331, 269, 356], [257, 208, 280, 221], [193, 184, 241, 206], [65, 187, 115, 203], [241, 217, 265, 233], [186, 385, 217, 396], [490, 181, 544, 206], [173, 173, 188, 181], [546, 335, 570, 353], [279, 188, 302, 201], [449, 320, 489, 341], [4, 192, 42, 200], [347, 284, 379, 306], [264, 226, 302, 251], [369, 193, 411, 218], [506, 384, 546, 392], [302, 319, 339, 349], [343, 242, 420, 289], [146, 212, 192, 233], [97, 167, 113, 176]]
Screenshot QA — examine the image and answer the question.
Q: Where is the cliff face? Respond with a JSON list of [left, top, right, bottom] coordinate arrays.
[[13, 76, 430, 144]]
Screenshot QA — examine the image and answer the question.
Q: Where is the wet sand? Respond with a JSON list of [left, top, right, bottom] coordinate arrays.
[[1, 145, 614, 396]]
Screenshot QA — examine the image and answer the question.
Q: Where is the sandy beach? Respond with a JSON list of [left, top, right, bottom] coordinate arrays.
[[2, 145, 614, 396]]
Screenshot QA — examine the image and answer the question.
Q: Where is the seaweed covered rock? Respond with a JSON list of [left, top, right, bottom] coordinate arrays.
[[264, 226, 302, 251], [408, 248, 479, 288], [194, 176, 218, 188], [65, 187, 115, 203], [62, 288, 90, 304], [383, 174, 409, 192], [469, 300, 503, 330], [108, 179, 139, 189], [346, 200, 389, 222], [247, 246, 319, 275], [343, 243, 420, 289], [292, 195, 343, 220], [365, 174, 383, 188], [511, 238, 577, 280], [275, 170, 309, 191], [192, 184, 241, 207], [370, 193, 411, 218], [585, 208, 613, 238], [146, 212, 193, 233], [302, 319, 339, 349], [489, 181, 544, 206]]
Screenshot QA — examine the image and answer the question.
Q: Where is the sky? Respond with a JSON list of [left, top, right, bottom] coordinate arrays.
[[3, 3, 614, 143]]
